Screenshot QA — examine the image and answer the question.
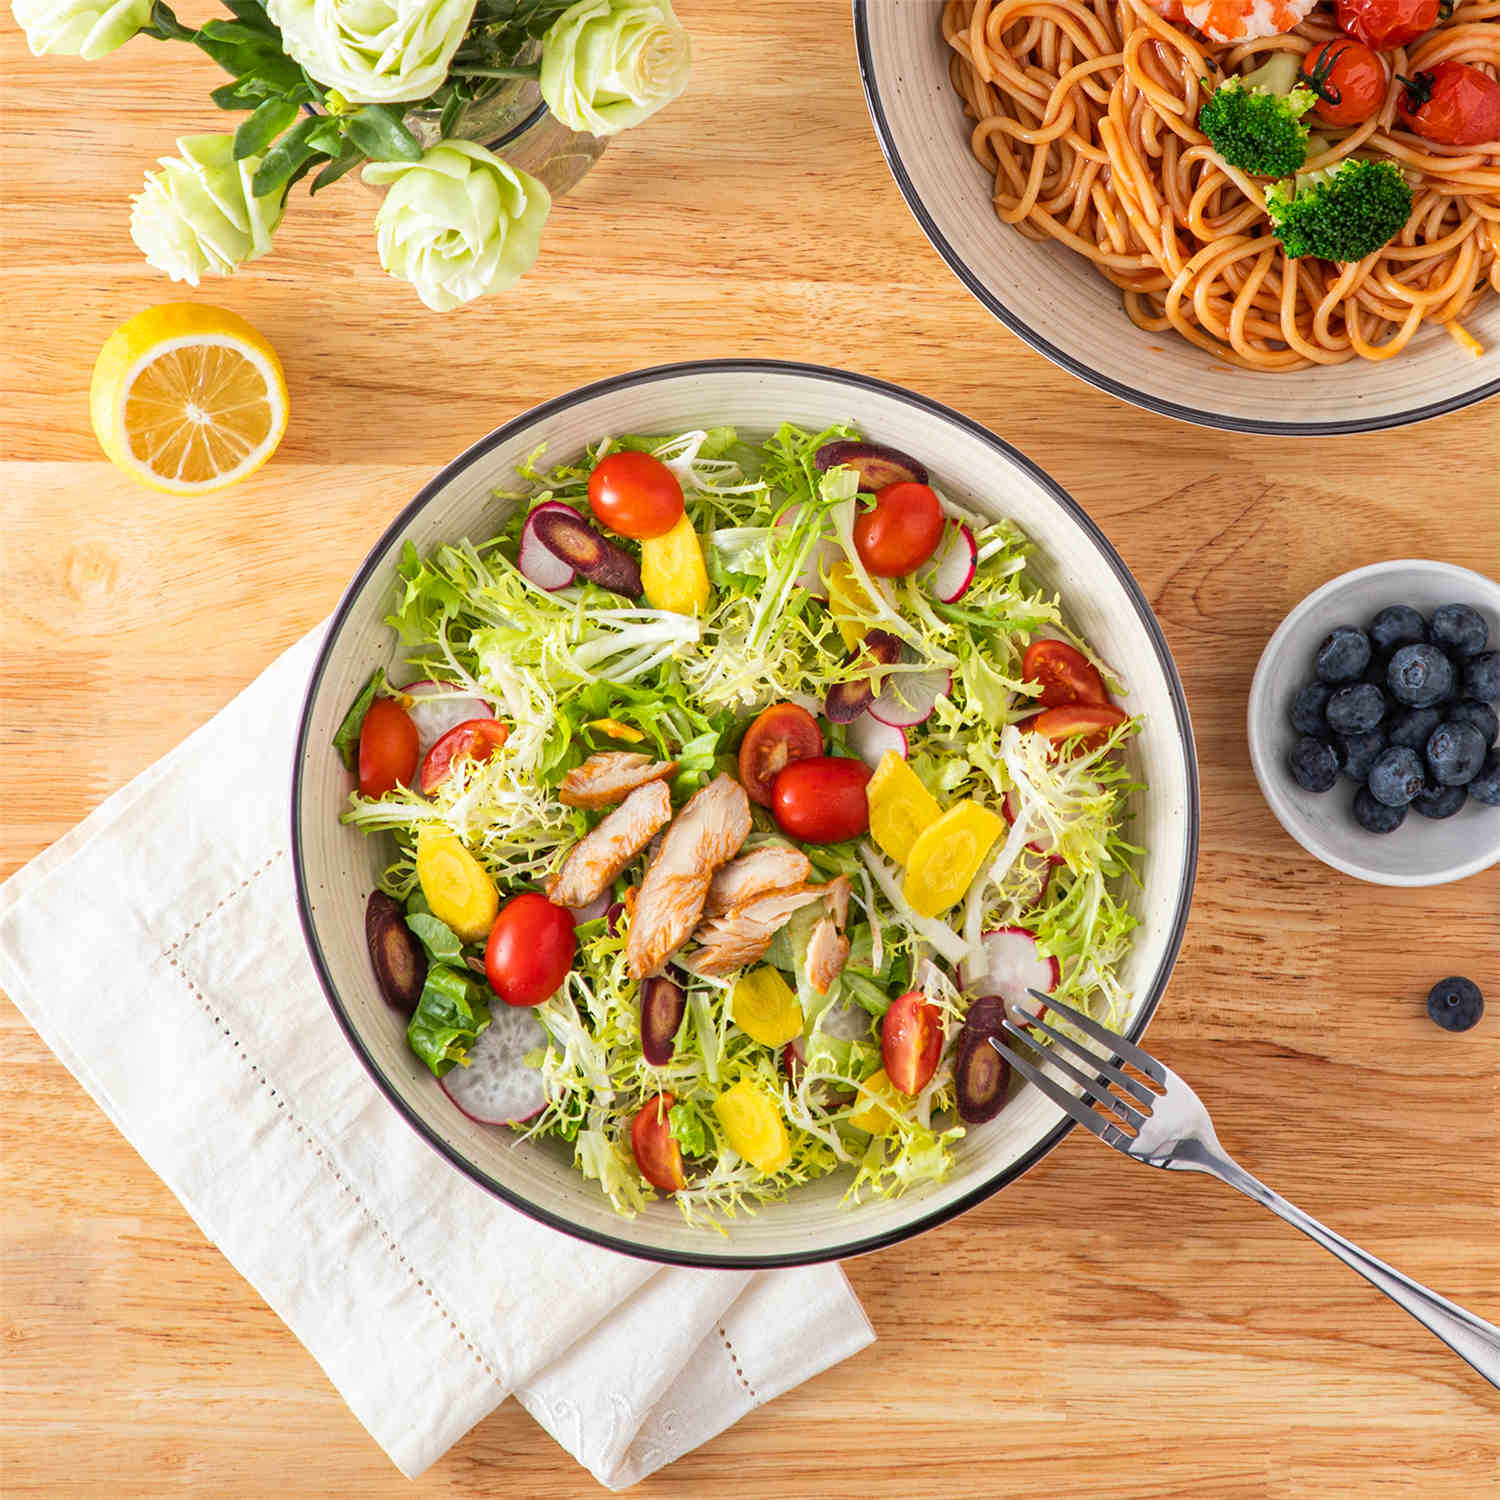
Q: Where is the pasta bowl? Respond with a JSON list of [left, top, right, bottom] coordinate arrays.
[[292, 360, 1199, 1267], [853, 1, 1500, 434]]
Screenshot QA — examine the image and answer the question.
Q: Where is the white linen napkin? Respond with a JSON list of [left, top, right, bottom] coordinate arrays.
[[0, 626, 874, 1489]]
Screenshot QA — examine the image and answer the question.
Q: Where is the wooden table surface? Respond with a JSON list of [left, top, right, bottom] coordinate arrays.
[[4, 3, 1499, 1496]]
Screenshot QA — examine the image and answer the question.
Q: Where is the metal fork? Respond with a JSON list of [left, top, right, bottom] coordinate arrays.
[[992, 992, 1500, 1388]]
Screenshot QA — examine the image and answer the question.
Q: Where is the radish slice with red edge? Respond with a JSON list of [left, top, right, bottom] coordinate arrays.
[[869, 665, 951, 727], [845, 712, 907, 767], [925, 520, 976, 603], [776, 503, 842, 600], [440, 1006, 548, 1125], [401, 680, 495, 759], [518, 501, 581, 591], [1002, 787, 1063, 862], [959, 927, 1060, 1030], [568, 890, 611, 924]]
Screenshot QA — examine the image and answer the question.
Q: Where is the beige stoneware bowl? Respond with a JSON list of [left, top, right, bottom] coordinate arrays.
[[293, 361, 1199, 1267]]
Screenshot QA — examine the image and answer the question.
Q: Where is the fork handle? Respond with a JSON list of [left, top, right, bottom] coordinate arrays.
[[1203, 1152, 1500, 1389]]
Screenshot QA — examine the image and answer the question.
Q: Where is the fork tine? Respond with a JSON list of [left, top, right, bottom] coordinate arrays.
[[1029, 990, 1167, 1084], [990, 1038, 1133, 1150], [1024, 1012, 1158, 1107], [1000, 1020, 1147, 1132]]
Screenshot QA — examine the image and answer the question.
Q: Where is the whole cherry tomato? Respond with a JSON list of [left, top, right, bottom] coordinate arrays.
[[630, 1092, 686, 1192], [853, 482, 946, 578], [484, 893, 576, 1006], [1022, 639, 1109, 709], [770, 756, 872, 843], [587, 451, 685, 540], [1029, 703, 1129, 753], [737, 701, 824, 807], [1398, 62, 1500, 146], [1335, 0, 1438, 50], [357, 698, 419, 797], [419, 717, 509, 795], [881, 990, 944, 1095], [1300, 38, 1389, 128]]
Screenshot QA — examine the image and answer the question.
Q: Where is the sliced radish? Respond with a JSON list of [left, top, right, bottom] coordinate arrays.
[[776, 503, 842, 600], [960, 927, 1059, 1031], [816, 995, 874, 1042], [401, 680, 494, 759], [846, 712, 907, 767], [518, 501, 580, 591], [1002, 787, 1061, 862], [440, 1006, 548, 1125], [870, 665, 951, 727], [925, 520, 976, 603], [568, 890, 611, 924]]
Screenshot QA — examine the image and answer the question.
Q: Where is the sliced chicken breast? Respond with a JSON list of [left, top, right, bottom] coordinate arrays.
[[702, 846, 812, 919], [819, 874, 852, 930], [558, 751, 678, 810], [546, 779, 672, 909], [683, 885, 827, 979], [805, 915, 850, 995]]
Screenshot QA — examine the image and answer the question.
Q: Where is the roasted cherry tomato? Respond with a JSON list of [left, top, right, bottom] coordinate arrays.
[[587, 451, 685, 540], [737, 701, 824, 807], [357, 697, 419, 797], [852, 482, 946, 578], [419, 717, 509, 795], [1022, 639, 1109, 709], [1336, 0, 1438, 49], [1398, 62, 1500, 147], [771, 755, 872, 843], [1300, 38, 1388, 128], [484, 893, 576, 1007], [881, 990, 944, 1095], [1030, 703, 1129, 752], [630, 1092, 686, 1192]]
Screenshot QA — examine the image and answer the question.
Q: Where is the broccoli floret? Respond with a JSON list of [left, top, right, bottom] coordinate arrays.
[[1199, 51, 1316, 178], [1266, 160, 1414, 262]]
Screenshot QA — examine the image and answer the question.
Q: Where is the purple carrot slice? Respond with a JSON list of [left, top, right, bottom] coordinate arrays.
[[814, 440, 930, 490], [529, 507, 643, 597], [824, 629, 903, 723], [641, 975, 688, 1065], [366, 891, 427, 1014]]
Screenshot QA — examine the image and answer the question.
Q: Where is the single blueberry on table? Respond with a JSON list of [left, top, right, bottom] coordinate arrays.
[[1289, 680, 1334, 737], [1289, 735, 1339, 793], [1326, 682, 1385, 734], [1315, 625, 1371, 684], [1412, 780, 1466, 819], [1388, 705, 1443, 751], [1446, 698, 1499, 746], [1368, 604, 1426, 653], [1353, 784, 1407, 833], [1469, 748, 1500, 806], [1368, 745, 1425, 806], [1387, 644, 1455, 708], [1429, 603, 1489, 659], [1463, 651, 1500, 703], [1426, 720, 1488, 786], [1426, 976, 1484, 1033], [1336, 728, 1386, 782]]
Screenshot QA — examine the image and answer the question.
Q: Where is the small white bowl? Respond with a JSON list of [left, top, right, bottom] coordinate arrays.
[[1248, 561, 1500, 887]]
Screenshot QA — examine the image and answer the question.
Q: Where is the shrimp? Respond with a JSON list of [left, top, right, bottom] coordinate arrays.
[[1179, 0, 1318, 44]]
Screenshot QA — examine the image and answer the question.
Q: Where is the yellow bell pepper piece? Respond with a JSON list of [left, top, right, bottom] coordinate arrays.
[[640, 512, 711, 616], [416, 827, 499, 942], [866, 750, 943, 866], [827, 559, 875, 650], [730, 966, 804, 1047], [713, 1081, 792, 1173], [585, 717, 644, 743], [849, 1068, 900, 1135], [902, 800, 1005, 917]]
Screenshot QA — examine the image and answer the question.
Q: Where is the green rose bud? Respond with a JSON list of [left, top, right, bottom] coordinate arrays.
[[11, 0, 151, 58], [130, 136, 287, 286], [363, 142, 551, 311], [540, 0, 691, 137]]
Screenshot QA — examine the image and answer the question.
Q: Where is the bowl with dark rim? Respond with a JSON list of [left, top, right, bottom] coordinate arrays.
[[292, 359, 1199, 1267]]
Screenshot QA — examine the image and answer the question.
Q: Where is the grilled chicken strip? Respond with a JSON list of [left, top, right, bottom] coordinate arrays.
[[546, 779, 671, 909], [627, 774, 751, 978], [684, 885, 828, 979], [805, 915, 850, 995], [819, 873, 852, 930], [558, 751, 678, 810], [702, 846, 812, 919]]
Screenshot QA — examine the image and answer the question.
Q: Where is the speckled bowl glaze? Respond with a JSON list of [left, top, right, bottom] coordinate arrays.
[[293, 361, 1199, 1267], [853, 1, 1500, 434]]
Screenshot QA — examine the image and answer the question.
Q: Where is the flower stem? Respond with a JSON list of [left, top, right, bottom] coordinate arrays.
[[449, 63, 543, 80]]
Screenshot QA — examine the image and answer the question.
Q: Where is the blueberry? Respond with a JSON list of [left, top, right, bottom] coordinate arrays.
[[1412, 780, 1466, 819], [1289, 735, 1338, 792], [1315, 625, 1371, 684], [1326, 682, 1385, 734], [1429, 603, 1489, 658], [1368, 604, 1426, 653], [1368, 745, 1425, 805], [1387, 705, 1443, 751], [1469, 748, 1500, 806], [1446, 698, 1499, 746], [1426, 976, 1483, 1033], [1353, 784, 1407, 833], [1463, 651, 1500, 703], [1289, 680, 1334, 737], [1336, 728, 1386, 782], [1387, 644, 1455, 708], [1425, 721, 1487, 786]]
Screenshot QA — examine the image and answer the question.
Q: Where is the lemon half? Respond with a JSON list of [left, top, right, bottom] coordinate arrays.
[[90, 302, 288, 494]]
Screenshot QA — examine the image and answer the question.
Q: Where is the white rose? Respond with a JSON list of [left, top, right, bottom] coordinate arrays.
[[130, 135, 287, 286], [540, 0, 690, 137], [363, 141, 550, 311], [11, 0, 151, 58], [265, 0, 478, 104]]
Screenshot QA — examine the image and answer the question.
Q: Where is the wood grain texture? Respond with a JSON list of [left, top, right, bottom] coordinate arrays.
[[2, 3, 1498, 1496]]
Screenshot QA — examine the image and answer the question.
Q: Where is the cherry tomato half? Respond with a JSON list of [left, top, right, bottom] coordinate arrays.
[[1022, 639, 1109, 709], [587, 451, 685, 540], [1336, 0, 1437, 50], [1030, 703, 1129, 753], [358, 698, 419, 797], [420, 717, 509, 795], [737, 701, 824, 807], [484, 893, 576, 1007], [770, 756, 872, 844], [1300, 38, 1388, 129], [1398, 62, 1500, 147], [630, 1092, 686, 1192], [853, 482, 946, 578], [882, 990, 944, 1095]]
